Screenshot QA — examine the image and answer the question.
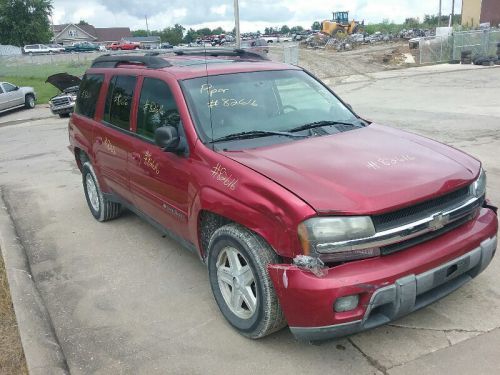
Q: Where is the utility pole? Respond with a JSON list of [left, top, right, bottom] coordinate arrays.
[[438, 0, 442, 27], [234, 0, 241, 48], [145, 15, 150, 36], [451, 0, 455, 27]]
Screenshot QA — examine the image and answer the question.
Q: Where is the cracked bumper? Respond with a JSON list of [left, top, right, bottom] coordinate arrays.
[[268, 208, 498, 341]]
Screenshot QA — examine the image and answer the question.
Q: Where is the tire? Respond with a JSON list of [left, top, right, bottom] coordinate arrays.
[[207, 223, 286, 339], [59, 113, 70, 118], [25, 94, 35, 109], [82, 162, 122, 222]]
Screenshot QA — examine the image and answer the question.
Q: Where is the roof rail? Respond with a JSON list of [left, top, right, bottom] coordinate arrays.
[[91, 54, 172, 69], [171, 48, 269, 61]]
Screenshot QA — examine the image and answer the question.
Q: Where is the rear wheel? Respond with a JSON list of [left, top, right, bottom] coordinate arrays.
[[25, 94, 35, 109], [207, 224, 286, 339], [59, 113, 70, 118], [82, 162, 122, 222]]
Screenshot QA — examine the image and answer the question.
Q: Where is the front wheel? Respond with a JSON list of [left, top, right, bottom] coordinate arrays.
[[25, 94, 35, 109], [207, 224, 286, 339], [82, 162, 122, 222]]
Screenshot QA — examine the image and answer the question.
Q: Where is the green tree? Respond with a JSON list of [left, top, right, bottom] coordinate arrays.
[[312, 21, 321, 30], [211, 26, 225, 35], [0, 0, 53, 46], [280, 25, 290, 34], [290, 25, 304, 34], [404, 17, 419, 29], [78, 20, 89, 25], [196, 27, 212, 36], [160, 24, 185, 45], [183, 28, 198, 43], [132, 29, 149, 37]]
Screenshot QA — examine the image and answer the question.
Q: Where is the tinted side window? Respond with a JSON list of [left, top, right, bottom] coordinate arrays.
[[75, 74, 104, 118], [3, 83, 16, 92], [104, 75, 136, 131], [0, 86, 4, 94], [137, 78, 180, 140]]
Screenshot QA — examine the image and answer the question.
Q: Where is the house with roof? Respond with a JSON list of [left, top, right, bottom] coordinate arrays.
[[52, 24, 132, 45]]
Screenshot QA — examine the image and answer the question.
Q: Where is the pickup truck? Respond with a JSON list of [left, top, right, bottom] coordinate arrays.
[[106, 41, 140, 51], [65, 42, 100, 53]]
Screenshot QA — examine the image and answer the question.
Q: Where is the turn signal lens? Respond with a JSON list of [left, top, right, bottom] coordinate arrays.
[[334, 295, 360, 312]]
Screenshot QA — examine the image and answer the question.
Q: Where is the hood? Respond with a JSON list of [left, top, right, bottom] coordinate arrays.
[[46, 73, 81, 92], [221, 124, 480, 214]]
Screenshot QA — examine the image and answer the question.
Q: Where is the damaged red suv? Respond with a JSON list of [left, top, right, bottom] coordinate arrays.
[[68, 49, 498, 341]]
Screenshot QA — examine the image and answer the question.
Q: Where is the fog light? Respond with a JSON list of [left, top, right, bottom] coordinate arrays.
[[334, 295, 359, 312]]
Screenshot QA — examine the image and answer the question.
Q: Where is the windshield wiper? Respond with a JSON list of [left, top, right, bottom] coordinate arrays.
[[288, 120, 363, 133], [211, 130, 306, 143]]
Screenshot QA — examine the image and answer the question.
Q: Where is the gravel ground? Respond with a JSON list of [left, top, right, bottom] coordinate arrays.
[[268, 41, 412, 82]]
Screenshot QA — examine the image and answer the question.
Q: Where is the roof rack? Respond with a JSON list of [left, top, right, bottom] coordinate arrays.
[[169, 48, 269, 61], [91, 54, 172, 69]]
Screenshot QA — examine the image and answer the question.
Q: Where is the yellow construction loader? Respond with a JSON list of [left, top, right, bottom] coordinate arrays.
[[321, 11, 362, 36]]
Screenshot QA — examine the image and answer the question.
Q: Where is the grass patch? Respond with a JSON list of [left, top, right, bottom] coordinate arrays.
[[0, 251, 28, 374], [0, 60, 90, 104]]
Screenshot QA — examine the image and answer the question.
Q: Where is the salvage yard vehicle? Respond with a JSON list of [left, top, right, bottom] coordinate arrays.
[[106, 41, 140, 51], [23, 44, 52, 55], [0, 81, 36, 113], [46, 73, 81, 117], [68, 49, 498, 341], [65, 41, 100, 53]]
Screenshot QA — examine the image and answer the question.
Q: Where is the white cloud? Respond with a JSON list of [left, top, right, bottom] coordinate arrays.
[[51, 0, 462, 32]]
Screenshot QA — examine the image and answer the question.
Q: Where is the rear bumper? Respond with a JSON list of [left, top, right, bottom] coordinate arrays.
[[268, 208, 498, 341]]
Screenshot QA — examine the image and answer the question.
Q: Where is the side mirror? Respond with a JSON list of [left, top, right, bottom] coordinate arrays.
[[155, 126, 180, 152], [14, 86, 19, 91]]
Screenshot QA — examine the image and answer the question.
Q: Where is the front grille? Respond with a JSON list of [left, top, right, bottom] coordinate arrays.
[[52, 97, 71, 107], [372, 186, 471, 231], [380, 212, 475, 255]]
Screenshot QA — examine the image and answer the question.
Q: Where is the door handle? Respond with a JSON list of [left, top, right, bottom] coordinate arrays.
[[95, 136, 103, 145], [131, 152, 141, 162]]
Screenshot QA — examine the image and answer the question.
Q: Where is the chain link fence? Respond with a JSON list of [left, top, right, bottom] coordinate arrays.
[[418, 29, 500, 64]]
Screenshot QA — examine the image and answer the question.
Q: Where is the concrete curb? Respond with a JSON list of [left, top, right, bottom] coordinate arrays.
[[0, 188, 69, 375]]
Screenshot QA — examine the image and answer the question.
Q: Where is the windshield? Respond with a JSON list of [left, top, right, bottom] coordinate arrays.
[[181, 70, 360, 145]]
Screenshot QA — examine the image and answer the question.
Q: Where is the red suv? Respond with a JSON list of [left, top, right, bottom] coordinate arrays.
[[68, 49, 498, 341]]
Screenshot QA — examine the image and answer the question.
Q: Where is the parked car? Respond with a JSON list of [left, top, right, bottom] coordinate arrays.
[[68, 51, 498, 341], [65, 42, 100, 53], [161, 43, 174, 49], [106, 41, 140, 51], [240, 38, 269, 55], [47, 44, 65, 53], [46, 73, 81, 118], [23, 44, 52, 55], [0, 81, 36, 113]]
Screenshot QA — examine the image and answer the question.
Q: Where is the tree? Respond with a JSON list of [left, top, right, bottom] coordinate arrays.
[[290, 25, 304, 34], [132, 29, 149, 37], [160, 23, 185, 45], [196, 27, 212, 36], [78, 20, 89, 25], [312, 21, 322, 30], [184, 28, 198, 43], [404, 17, 419, 29], [211, 26, 225, 35], [280, 25, 290, 34], [0, 0, 53, 46]]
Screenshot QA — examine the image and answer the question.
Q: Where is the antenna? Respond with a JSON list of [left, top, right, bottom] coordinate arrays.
[[203, 43, 215, 149]]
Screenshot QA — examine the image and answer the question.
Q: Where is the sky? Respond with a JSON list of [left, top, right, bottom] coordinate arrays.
[[51, 0, 462, 32]]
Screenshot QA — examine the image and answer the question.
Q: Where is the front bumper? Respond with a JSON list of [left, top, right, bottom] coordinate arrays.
[[50, 102, 75, 115], [268, 208, 498, 341]]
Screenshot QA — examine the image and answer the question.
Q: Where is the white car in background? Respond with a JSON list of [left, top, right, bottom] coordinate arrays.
[[0, 82, 36, 113], [23, 44, 52, 55], [47, 44, 66, 53]]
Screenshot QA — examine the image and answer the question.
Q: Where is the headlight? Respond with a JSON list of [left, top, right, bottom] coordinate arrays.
[[69, 95, 77, 101], [471, 168, 486, 198], [298, 216, 378, 262]]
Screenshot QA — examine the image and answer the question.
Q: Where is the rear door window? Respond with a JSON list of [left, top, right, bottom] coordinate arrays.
[[136, 78, 180, 141], [104, 75, 137, 131], [75, 74, 104, 118]]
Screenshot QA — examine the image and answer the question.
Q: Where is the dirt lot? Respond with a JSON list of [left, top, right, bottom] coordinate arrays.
[[268, 41, 413, 82]]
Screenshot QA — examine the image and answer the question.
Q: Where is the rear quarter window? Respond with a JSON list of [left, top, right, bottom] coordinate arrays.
[[75, 74, 104, 118]]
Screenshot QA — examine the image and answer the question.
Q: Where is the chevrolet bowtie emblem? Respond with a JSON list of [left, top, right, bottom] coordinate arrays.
[[429, 212, 450, 231]]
